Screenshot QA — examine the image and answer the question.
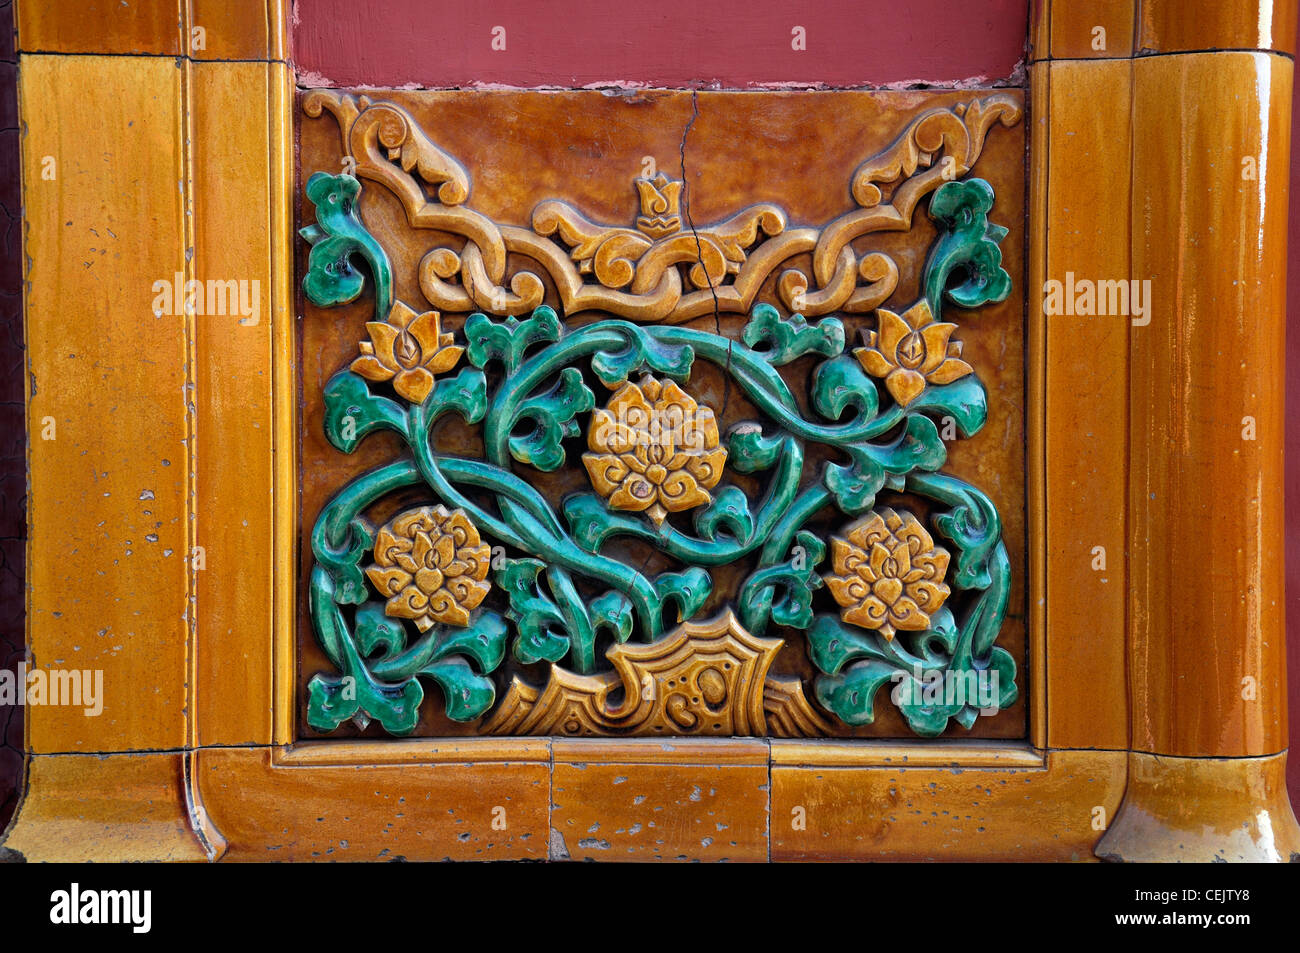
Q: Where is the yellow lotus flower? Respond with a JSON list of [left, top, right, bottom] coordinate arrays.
[[365, 505, 491, 629], [351, 300, 464, 404], [854, 300, 972, 407], [582, 375, 727, 526], [824, 507, 951, 641]]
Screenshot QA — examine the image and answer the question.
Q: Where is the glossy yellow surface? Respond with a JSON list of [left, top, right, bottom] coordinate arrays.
[[1036, 58, 1132, 752], [1128, 52, 1292, 759]]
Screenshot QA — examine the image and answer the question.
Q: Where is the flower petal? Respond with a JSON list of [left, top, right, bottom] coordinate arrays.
[[589, 409, 640, 454], [426, 588, 470, 627], [394, 366, 435, 404], [414, 566, 445, 595], [855, 346, 896, 378], [372, 527, 406, 566], [386, 300, 417, 330], [876, 309, 911, 361], [582, 453, 630, 496], [366, 321, 400, 368], [905, 579, 950, 615], [885, 368, 926, 407], [918, 322, 957, 375], [830, 537, 864, 577], [903, 299, 935, 329], [407, 310, 443, 354], [682, 448, 728, 490], [657, 469, 710, 512], [445, 577, 491, 614], [608, 477, 656, 512], [925, 357, 974, 386], [386, 585, 430, 620], [889, 539, 913, 579], [848, 512, 888, 550], [888, 595, 930, 631], [366, 566, 412, 597], [424, 345, 464, 375], [351, 354, 397, 382], [872, 576, 904, 607], [825, 574, 867, 609], [868, 541, 892, 579], [605, 381, 653, 428], [844, 597, 890, 630], [433, 533, 456, 569]]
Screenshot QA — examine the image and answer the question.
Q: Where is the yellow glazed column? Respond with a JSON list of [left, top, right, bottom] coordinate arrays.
[[1031, 0, 1300, 862], [1102, 44, 1298, 861], [4, 0, 292, 861]]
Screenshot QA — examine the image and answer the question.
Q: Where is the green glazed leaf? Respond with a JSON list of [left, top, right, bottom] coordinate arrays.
[[589, 325, 693, 386], [590, 590, 635, 644], [908, 374, 988, 438], [924, 178, 1011, 318], [422, 657, 497, 722], [509, 367, 595, 471], [813, 659, 899, 727], [307, 670, 423, 735], [653, 567, 713, 624], [741, 302, 845, 364], [323, 370, 409, 453], [427, 367, 489, 427], [427, 610, 509, 674], [806, 614, 888, 676], [694, 486, 755, 542], [739, 530, 826, 634], [823, 453, 885, 516], [353, 602, 407, 660], [300, 172, 393, 316], [465, 307, 561, 373], [812, 355, 880, 423], [563, 493, 624, 553], [496, 558, 571, 665], [726, 424, 787, 473]]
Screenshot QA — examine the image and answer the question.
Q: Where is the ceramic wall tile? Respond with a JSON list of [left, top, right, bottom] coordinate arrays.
[[294, 89, 1029, 745]]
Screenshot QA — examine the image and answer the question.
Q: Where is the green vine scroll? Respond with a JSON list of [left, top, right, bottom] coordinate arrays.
[[299, 99, 1020, 739]]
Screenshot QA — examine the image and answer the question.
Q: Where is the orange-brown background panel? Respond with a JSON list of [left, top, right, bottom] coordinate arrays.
[[294, 89, 1028, 741]]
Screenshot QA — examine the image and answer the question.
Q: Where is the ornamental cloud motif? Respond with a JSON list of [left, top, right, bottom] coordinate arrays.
[[854, 299, 972, 407], [582, 375, 728, 527], [352, 299, 464, 404], [824, 507, 951, 641], [365, 505, 491, 629]]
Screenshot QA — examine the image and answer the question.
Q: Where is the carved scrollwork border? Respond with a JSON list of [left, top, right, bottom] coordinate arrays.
[[303, 90, 1022, 324]]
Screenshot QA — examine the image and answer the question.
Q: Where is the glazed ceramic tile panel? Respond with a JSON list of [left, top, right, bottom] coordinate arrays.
[[295, 89, 1028, 742]]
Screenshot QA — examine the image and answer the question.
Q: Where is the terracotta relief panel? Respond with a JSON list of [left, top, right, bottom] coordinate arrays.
[[294, 89, 1027, 741]]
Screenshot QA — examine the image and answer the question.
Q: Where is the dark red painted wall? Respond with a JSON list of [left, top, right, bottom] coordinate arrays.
[[290, 0, 1028, 88]]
